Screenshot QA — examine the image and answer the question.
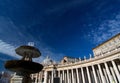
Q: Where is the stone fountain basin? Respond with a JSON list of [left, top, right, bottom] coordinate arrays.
[[5, 60, 43, 74], [15, 45, 41, 58]]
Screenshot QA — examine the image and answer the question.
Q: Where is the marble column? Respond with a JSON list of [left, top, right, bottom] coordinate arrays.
[[109, 66, 117, 83], [98, 64, 106, 83], [86, 66, 91, 83], [96, 69, 102, 83], [41, 71, 44, 83], [69, 70, 71, 83], [31, 74, 34, 81], [76, 68, 80, 83], [81, 67, 85, 83], [104, 62, 113, 83], [44, 71, 48, 83], [118, 64, 120, 72], [71, 69, 75, 83], [65, 71, 67, 83], [38, 72, 41, 83], [51, 71, 53, 83], [39, 72, 42, 83], [103, 68, 109, 83], [74, 69, 77, 83], [35, 73, 38, 83], [67, 70, 70, 83], [60, 72, 62, 83], [63, 70, 65, 83], [111, 60, 120, 83], [92, 65, 98, 83]]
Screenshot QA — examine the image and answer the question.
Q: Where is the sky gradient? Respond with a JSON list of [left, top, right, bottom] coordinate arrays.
[[0, 0, 120, 63]]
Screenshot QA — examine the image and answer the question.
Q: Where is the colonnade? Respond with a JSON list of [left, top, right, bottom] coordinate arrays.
[[34, 58, 120, 83]]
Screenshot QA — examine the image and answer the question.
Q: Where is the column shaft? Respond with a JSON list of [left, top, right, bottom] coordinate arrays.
[[51, 71, 53, 83], [86, 66, 91, 83], [65, 71, 67, 83], [96, 69, 102, 83], [104, 62, 113, 83], [111, 60, 120, 83], [110, 66, 117, 83], [67, 70, 70, 83], [103, 68, 109, 83], [70, 70, 72, 83], [60, 72, 62, 83], [71, 69, 75, 83], [44, 71, 48, 83], [40, 72, 42, 83], [31, 74, 34, 81], [76, 68, 80, 83], [98, 64, 106, 83], [81, 67, 85, 83], [92, 65, 98, 83], [35, 73, 38, 83], [38, 73, 41, 83], [63, 70, 65, 83]]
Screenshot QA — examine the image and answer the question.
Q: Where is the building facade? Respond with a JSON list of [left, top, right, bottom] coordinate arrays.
[[13, 33, 120, 83], [33, 33, 120, 83]]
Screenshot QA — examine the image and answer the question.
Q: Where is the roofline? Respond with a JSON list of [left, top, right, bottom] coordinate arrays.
[[63, 56, 79, 59], [92, 33, 120, 50]]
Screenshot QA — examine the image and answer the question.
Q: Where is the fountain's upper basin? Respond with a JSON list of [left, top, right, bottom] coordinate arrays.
[[15, 45, 41, 58]]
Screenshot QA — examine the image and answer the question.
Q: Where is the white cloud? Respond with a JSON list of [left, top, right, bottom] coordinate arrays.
[[0, 16, 64, 62], [0, 40, 19, 58], [0, 39, 63, 63], [88, 13, 120, 45]]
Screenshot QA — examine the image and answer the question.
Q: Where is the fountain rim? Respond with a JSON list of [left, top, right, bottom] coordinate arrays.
[[15, 45, 41, 58], [5, 60, 43, 74]]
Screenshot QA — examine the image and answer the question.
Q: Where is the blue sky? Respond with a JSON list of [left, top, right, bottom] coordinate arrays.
[[0, 0, 120, 63]]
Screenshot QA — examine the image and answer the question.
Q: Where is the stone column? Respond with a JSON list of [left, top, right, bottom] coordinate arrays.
[[81, 67, 85, 83], [98, 64, 106, 83], [38, 72, 41, 83], [67, 69, 70, 83], [111, 60, 120, 83], [104, 62, 113, 83], [63, 70, 65, 83], [40, 72, 43, 83], [51, 71, 53, 83], [69, 70, 72, 83], [76, 68, 80, 83], [103, 68, 109, 83], [60, 71, 62, 83], [110, 66, 117, 83], [86, 66, 91, 83], [31, 74, 34, 81], [71, 69, 75, 83], [96, 69, 102, 83], [35, 73, 38, 83], [39, 72, 42, 83], [65, 71, 66, 83], [41, 71, 44, 83], [65, 71, 67, 83], [117, 63, 120, 71], [44, 71, 48, 83], [92, 65, 98, 83]]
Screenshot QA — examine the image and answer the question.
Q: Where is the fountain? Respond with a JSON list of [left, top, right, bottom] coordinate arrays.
[[4, 45, 43, 83]]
